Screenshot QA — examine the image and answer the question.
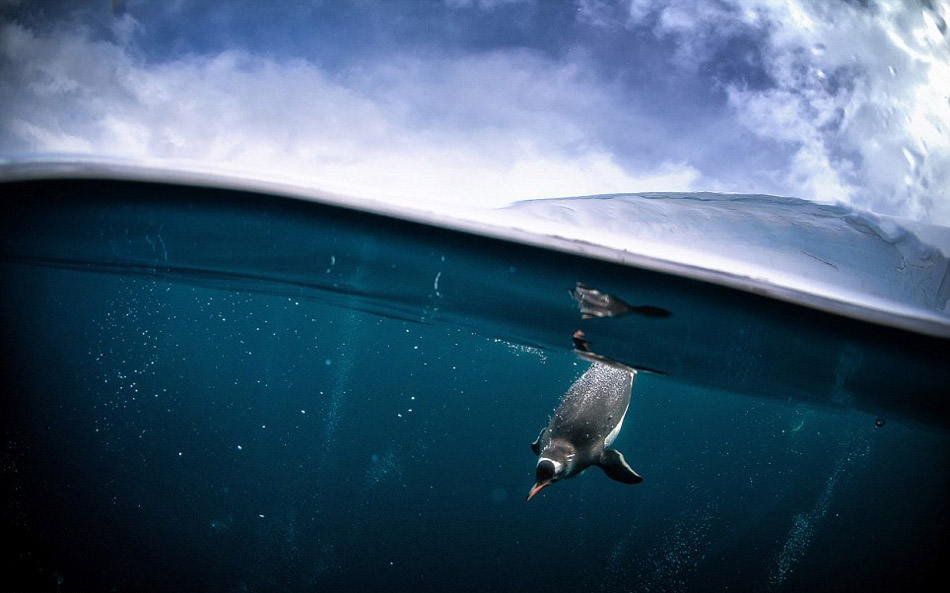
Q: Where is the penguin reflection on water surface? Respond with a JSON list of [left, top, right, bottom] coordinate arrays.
[[527, 361, 643, 501]]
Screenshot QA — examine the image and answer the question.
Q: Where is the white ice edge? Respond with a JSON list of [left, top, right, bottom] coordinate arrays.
[[2, 157, 948, 339]]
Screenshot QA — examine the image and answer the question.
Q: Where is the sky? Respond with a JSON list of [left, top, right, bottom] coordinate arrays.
[[1, 0, 948, 225]]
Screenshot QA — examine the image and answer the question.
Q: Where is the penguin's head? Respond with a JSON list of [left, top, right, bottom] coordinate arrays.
[[526, 444, 575, 501]]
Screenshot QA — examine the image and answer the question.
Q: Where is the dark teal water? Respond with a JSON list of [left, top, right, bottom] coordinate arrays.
[[2, 179, 948, 592]]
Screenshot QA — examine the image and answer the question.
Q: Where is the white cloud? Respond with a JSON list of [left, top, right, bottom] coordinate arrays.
[[685, 0, 946, 223], [1, 1, 947, 225], [645, 0, 760, 69], [608, 0, 950, 224], [0, 19, 703, 209], [444, 0, 533, 10], [737, 0, 949, 224]]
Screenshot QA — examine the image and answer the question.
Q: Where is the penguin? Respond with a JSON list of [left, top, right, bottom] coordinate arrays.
[[527, 361, 643, 501], [570, 282, 671, 319]]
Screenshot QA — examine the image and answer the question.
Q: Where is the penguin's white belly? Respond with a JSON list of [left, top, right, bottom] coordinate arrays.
[[604, 407, 627, 447]]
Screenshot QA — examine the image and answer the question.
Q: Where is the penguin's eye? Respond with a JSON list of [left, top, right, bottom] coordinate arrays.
[[536, 459, 557, 481]]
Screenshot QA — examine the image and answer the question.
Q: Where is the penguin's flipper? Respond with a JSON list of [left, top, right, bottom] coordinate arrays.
[[531, 428, 546, 456], [598, 449, 643, 484]]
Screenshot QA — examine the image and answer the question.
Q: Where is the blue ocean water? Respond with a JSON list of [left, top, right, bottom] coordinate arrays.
[[2, 179, 948, 592]]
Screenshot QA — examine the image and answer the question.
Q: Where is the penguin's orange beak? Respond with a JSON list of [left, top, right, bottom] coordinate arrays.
[[525, 480, 550, 501]]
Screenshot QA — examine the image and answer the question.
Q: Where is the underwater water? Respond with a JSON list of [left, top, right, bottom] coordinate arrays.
[[2, 179, 949, 593]]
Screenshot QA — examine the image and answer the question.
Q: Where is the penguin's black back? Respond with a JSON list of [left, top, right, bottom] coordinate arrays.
[[549, 362, 634, 451]]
